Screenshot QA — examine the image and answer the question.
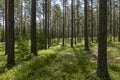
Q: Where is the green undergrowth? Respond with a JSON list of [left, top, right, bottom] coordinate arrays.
[[0, 43, 6, 74], [0, 42, 120, 80]]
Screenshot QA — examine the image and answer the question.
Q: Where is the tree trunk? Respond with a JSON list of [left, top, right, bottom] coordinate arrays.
[[71, 0, 74, 47], [62, 0, 65, 47], [7, 0, 15, 68], [84, 0, 89, 51], [109, 0, 112, 41], [74, 0, 76, 45], [77, 0, 80, 42], [20, 0, 23, 35], [113, 3, 116, 42], [97, 0, 110, 79], [119, 0, 120, 42], [91, 0, 94, 42], [48, 0, 51, 48], [44, 0, 48, 49], [96, 0, 99, 42], [5, 0, 8, 55], [31, 0, 37, 55]]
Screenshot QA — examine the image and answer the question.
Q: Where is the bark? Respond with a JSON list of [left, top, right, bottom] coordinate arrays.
[[71, 0, 74, 47], [5, 0, 8, 55], [62, 0, 65, 47], [91, 0, 94, 42], [97, 0, 110, 79], [44, 0, 48, 49], [31, 0, 37, 55], [77, 0, 80, 41], [48, 0, 51, 48], [7, 0, 15, 68], [119, 0, 120, 42], [84, 0, 89, 51], [109, 0, 112, 41]]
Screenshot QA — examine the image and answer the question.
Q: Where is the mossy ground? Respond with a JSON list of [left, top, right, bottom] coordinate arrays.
[[0, 42, 120, 80]]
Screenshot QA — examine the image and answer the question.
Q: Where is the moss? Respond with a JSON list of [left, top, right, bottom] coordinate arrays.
[[0, 42, 120, 80]]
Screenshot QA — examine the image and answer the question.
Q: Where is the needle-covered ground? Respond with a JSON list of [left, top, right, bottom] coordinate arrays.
[[0, 42, 120, 80]]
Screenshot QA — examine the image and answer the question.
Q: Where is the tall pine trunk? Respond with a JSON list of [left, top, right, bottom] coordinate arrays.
[[119, 0, 120, 42], [5, 0, 8, 55], [7, 0, 15, 68], [97, 0, 110, 79], [71, 0, 74, 47], [62, 0, 65, 47], [91, 0, 94, 42], [44, 0, 48, 49], [84, 0, 89, 51], [31, 0, 37, 55]]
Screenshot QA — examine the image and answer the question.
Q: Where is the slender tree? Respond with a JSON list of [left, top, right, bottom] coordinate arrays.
[[44, 0, 48, 49], [20, 0, 23, 35], [109, 0, 112, 41], [91, 0, 94, 42], [5, 0, 8, 55], [96, 0, 99, 41], [62, 0, 66, 47], [97, 0, 110, 79], [113, 1, 116, 42], [77, 0, 80, 40], [84, 0, 89, 50], [62, 0, 65, 47], [47, 0, 51, 48], [31, 0, 37, 55], [7, 0, 15, 68], [119, 0, 120, 42], [71, 0, 74, 47], [74, 0, 76, 45]]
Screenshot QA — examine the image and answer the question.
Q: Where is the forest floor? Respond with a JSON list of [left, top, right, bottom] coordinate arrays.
[[0, 42, 120, 80]]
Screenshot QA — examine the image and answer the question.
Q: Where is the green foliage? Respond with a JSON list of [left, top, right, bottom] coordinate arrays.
[[78, 54, 90, 72], [0, 53, 57, 80], [36, 29, 46, 50], [0, 47, 6, 74], [1, 42, 120, 80], [107, 63, 120, 80], [0, 55, 6, 74], [16, 35, 32, 62], [62, 61, 78, 74], [77, 36, 83, 43], [0, 29, 5, 42], [109, 63, 120, 73]]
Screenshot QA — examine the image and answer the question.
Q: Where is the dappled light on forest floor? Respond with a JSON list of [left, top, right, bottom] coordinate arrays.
[[0, 42, 120, 80]]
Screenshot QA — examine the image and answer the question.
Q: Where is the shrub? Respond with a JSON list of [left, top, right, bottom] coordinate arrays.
[[75, 51, 90, 73], [36, 29, 46, 50], [16, 35, 32, 62]]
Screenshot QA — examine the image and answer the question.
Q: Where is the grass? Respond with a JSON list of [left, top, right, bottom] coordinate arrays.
[[0, 41, 120, 80]]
